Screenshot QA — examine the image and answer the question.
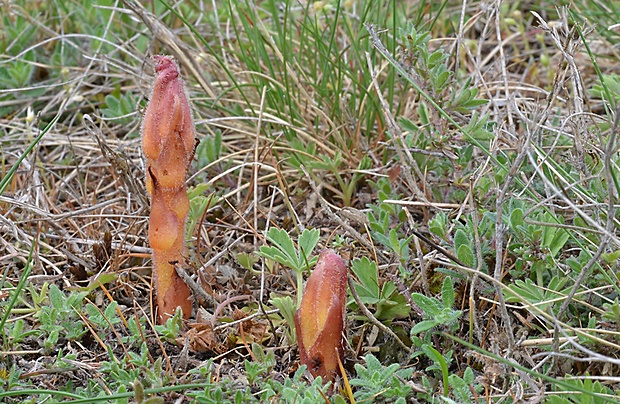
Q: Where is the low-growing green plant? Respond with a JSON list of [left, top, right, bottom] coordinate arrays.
[[188, 361, 339, 403], [330, 234, 350, 249], [308, 152, 372, 206], [589, 73, 620, 112], [601, 298, 620, 323], [36, 284, 88, 352], [367, 177, 404, 221], [86, 300, 122, 331], [451, 212, 495, 271], [195, 130, 223, 167], [546, 375, 616, 404], [396, 21, 493, 179], [123, 315, 149, 347], [269, 294, 297, 343], [259, 227, 320, 307], [261, 365, 340, 403], [0, 60, 35, 90], [154, 307, 184, 342], [0, 364, 27, 396], [25, 282, 50, 309], [505, 276, 571, 314], [244, 344, 276, 385], [349, 353, 414, 404], [509, 209, 570, 284], [366, 177, 413, 275], [407, 277, 463, 400], [100, 91, 139, 127], [193, 129, 227, 183], [186, 184, 219, 238], [447, 367, 483, 404], [428, 211, 450, 241], [414, 343, 483, 403], [99, 343, 168, 393], [420, 344, 451, 398], [348, 256, 410, 322], [3, 319, 37, 346], [410, 276, 462, 337]]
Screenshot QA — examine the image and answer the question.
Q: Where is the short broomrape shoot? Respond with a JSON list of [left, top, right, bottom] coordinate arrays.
[[142, 55, 194, 323], [294, 249, 347, 385]]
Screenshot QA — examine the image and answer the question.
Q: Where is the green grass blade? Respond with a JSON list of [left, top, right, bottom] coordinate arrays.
[[0, 238, 36, 343], [0, 111, 61, 196]]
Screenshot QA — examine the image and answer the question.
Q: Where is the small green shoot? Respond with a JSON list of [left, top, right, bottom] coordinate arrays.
[[410, 277, 462, 336], [259, 227, 320, 307], [269, 294, 297, 343]]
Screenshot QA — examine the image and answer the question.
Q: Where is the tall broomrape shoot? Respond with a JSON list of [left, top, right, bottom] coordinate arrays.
[[294, 249, 347, 384], [142, 55, 194, 323]]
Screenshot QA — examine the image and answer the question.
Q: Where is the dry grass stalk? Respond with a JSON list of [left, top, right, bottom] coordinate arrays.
[[142, 55, 194, 323]]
